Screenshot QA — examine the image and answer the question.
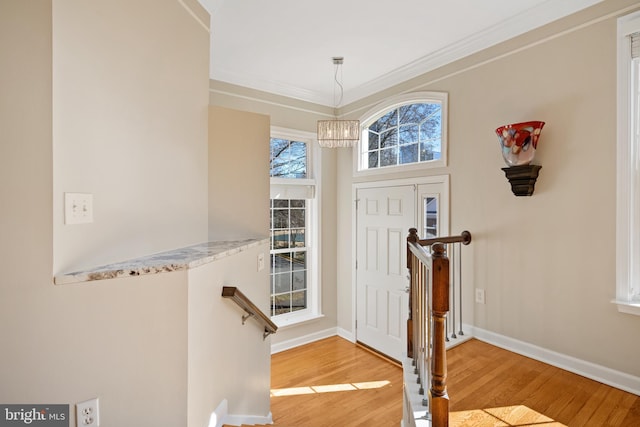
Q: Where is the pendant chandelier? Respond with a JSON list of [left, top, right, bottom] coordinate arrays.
[[317, 57, 360, 148]]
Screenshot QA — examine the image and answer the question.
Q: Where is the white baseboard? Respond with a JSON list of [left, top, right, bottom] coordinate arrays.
[[470, 326, 640, 396], [270, 323, 465, 355], [222, 413, 273, 427], [211, 399, 273, 427], [211, 399, 228, 427], [271, 327, 338, 354], [445, 323, 475, 349], [337, 326, 355, 342]]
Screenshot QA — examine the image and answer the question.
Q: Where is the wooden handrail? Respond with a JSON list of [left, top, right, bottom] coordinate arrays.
[[415, 229, 472, 247], [221, 286, 278, 340]]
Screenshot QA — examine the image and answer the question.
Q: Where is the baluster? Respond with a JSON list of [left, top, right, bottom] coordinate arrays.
[[424, 266, 431, 409], [407, 228, 418, 359], [431, 243, 450, 427], [458, 242, 464, 336], [411, 254, 420, 374], [450, 242, 457, 340], [419, 262, 426, 397]]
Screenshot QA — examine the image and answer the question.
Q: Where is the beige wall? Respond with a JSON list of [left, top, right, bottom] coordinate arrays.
[[53, 0, 210, 274], [208, 106, 270, 241], [188, 242, 271, 426], [335, 0, 640, 376], [0, 0, 211, 425], [209, 89, 341, 348]]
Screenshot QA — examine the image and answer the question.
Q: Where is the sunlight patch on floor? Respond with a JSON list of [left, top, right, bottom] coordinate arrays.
[[271, 380, 391, 397], [450, 405, 566, 426]]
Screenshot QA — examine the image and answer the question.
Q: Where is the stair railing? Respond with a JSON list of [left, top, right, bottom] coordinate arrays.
[[405, 229, 472, 427], [413, 230, 472, 344], [221, 286, 278, 340]]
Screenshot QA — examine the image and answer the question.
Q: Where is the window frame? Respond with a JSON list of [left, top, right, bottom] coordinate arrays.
[[270, 199, 309, 317], [269, 127, 323, 327], [353, 92, 448, 177], [615, 11, 640, 316]]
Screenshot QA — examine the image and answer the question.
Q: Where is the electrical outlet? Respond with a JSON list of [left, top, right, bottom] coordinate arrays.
[[76, 398, 99, 427], [475, 288, 486, 304], [65, 193, 93, 224]]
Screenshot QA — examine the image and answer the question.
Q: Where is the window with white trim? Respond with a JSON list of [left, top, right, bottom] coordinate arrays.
[[269, 128, 321, 325], [616, 11, 640, 315], [355, 92, 448, 175]]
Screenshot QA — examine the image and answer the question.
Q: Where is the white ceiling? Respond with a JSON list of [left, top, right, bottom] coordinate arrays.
[[199, 0, 602, 107]]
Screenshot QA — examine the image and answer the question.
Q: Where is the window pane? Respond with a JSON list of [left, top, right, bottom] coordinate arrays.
[[273, 294, 291, 316], [270, 138, 307, 178], [291, 291, 306, 312], [420, 140, 441, 161], [270, 138, 289, 178], [420, 116, 441, 142], [273, 253, 291, 274], [399, 103, 427, 124], [399, 125, 419, 145], [424, 197, 438, 238], [292, 251, 306, 270], [368, 131, 380, 150], [290, 208, 305, 228], [274, 272, 291, 294], [292, 270, 306, 291], [400, 143, 418, 164], [273, 230, 288, 249], [287, 141, 307, 178], [380, 147, 398, 167], [290, 200, 304, 208], [380, 128, 398, 148], [273, 199, 289, 208], [372, 110, 397, 132], [290, 229, 305, 247], [368, 152, 378, 168], [273, 210, 289, 229]]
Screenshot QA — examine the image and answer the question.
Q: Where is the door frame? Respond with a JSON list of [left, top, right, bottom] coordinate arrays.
[[351, 175, 450, 349]]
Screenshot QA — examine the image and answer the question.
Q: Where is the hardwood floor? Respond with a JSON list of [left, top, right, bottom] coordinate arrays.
[[270, 336, 403, 426], [447, 339, 640, 426], [264, 336, 640, 427]]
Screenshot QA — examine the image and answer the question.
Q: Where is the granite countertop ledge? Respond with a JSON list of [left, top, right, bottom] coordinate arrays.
[[54, 238, 268, 285]]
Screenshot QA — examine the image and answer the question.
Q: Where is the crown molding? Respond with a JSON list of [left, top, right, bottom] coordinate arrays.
[[211, 67, 332, 106], [210, 0, 603, 107], [178, 0, 210, 32], [342, 0, 603, 105]]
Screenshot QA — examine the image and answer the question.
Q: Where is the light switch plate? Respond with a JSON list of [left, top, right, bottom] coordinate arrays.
[[257, 252, 265, 271], [64, 193, 93, 224]]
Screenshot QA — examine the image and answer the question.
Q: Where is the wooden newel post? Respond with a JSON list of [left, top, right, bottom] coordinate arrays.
[[406, 228, 419, 358], [431, 242, 450, 427]]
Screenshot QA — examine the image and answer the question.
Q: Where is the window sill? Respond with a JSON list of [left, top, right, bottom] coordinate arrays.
[[613, 300, 640, 316], [273, 313, 325, 330], [353, 160, 447, 179]]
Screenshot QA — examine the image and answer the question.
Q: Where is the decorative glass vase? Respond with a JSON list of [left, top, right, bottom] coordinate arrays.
[[495, 121, 545, 166]]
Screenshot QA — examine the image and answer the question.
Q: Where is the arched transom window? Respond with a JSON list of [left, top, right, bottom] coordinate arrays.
[[357, 92, 448, 173]]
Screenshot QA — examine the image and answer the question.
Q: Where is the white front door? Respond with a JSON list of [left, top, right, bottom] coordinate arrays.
[[355, 177, 449, 361], [355, 185, 415, 361]]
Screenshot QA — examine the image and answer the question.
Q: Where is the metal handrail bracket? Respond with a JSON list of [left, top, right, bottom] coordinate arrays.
[[221, 286, 278, 340]]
